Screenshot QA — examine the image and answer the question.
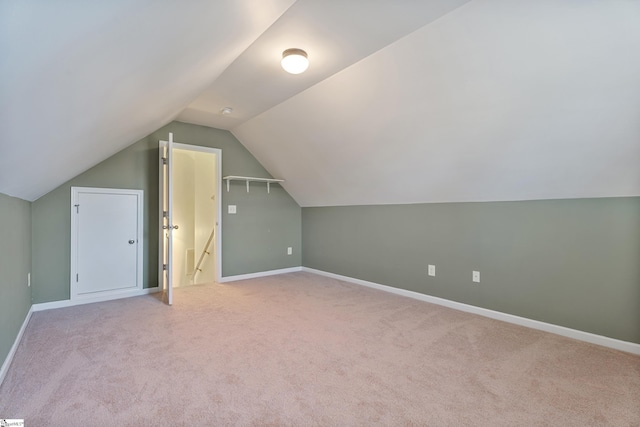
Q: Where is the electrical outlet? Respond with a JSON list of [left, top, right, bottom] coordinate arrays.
[[27, 272, 31, 287], [287, 247, 293, 255], [472, 271, 480, 283], [428, 265, 435, 277], [228, 205, 237, 214]]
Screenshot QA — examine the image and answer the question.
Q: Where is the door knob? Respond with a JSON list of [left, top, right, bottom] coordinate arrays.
[[128, 240, 135, 244], [172, 225, 179, 230]]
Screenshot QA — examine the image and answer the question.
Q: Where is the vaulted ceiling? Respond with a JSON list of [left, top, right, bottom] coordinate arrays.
[[2, 0, 639, 205]]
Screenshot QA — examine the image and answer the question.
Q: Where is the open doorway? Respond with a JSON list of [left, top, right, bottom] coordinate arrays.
[[172, 147, 218, 287], [159, 137, 222, 304]]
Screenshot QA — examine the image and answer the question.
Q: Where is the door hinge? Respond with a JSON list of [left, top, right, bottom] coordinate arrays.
[[163, 210, 168, 218], [76, 273, 79, 282], [162, 157, 167, 165], [74, 204, 80, 213], [163, 264, 167, 271]]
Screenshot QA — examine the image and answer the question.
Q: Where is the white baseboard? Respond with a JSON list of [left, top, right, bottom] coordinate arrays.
[[0, 305, 34, 387], [32, 287, 161, 312], [302, 267, 640, 355], [218, 266, 302, 283]]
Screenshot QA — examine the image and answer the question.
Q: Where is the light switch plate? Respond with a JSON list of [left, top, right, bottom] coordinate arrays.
[[228, 205, 237, 214], [472, 271, 480, 283], [428, 265, 435, 277]]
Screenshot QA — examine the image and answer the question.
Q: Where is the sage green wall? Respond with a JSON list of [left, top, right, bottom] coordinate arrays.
[[302, 197, 640, 344], [150, 122, 301, 277], [0, 193, 32, 367], [32, 121, 301, 303]]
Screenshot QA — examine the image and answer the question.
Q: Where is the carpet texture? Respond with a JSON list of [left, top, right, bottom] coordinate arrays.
[[1, 272, 639, 426]]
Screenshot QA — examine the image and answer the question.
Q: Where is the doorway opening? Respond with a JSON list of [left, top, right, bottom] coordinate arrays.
[[172, 147, 218, 287], [159, 137, 222, 304]]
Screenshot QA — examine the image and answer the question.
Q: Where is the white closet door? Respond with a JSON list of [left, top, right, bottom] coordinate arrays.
[[72, 188, 142, 298]]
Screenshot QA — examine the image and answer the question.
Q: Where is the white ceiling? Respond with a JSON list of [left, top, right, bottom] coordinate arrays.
[[0, 0, 295, 201], [177, 0, 471, 129], [2, 0, 639, 205], [232, 0, 640, 206]]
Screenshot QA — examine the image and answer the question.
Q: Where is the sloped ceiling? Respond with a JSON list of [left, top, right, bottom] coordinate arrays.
[[2, 0, 639, 205], [231, 0, 640, 206], [0, 0, 295, 201]]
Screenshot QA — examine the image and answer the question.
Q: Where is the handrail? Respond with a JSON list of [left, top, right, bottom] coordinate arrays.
[[192, 226, 215, 281]]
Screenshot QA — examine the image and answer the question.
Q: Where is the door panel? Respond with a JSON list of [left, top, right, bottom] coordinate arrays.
[[72, 188, 142, 298], [159, 133, 174, 305]]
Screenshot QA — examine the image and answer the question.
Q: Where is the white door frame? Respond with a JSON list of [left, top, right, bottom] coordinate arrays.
[[70, 186, 144, 302], [158, 140, 222, 289]]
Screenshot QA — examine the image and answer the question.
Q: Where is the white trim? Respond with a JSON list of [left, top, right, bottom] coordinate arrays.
[[70, 187, 144, 301], [302, 267, 640, 355], [33, 287, 161, 312], [0, 306, 33, 387], [218, 267, 302, 283]]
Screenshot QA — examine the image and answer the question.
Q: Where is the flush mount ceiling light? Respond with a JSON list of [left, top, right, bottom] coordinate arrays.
[[220, 107, 233, 115], [281, 48, 309, 74]]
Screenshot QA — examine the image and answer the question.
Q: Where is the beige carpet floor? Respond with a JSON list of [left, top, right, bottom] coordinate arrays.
[[1, 272, 639, 426]]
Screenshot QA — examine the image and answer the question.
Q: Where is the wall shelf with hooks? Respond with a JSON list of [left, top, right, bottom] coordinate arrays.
[[223, 176, 284, 193]]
